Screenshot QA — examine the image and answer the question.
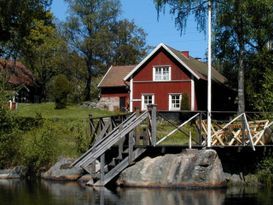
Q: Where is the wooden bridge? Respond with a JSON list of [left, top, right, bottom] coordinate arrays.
[[72, 105, 273, 186]]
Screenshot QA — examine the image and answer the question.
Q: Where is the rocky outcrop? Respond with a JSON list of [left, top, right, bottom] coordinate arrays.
[[41, 158, 84, 181], [117, 149, 226, 188], [0, 166, 27, 179]]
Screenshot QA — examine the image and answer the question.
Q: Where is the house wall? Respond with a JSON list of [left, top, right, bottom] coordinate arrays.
[[98, 87, 129, 111], [131, 49, 196, 111]]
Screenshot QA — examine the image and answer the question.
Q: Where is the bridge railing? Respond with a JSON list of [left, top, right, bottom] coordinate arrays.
[[89, 109, 273, 149], [156, 111, 273, 149]]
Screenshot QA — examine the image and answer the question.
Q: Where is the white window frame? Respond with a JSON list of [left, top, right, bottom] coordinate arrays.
[[153, 66, 171, 81], [141, 94, 154, 110], [169, 94, 182, 111]]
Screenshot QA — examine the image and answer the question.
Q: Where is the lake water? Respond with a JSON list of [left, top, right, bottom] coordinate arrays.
[[0, 179, 272, 205]]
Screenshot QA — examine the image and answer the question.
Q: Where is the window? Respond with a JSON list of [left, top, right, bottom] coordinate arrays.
[[169, 94, 182, 111], [142, 94, 154, 110], [153, 66, 171, 81]]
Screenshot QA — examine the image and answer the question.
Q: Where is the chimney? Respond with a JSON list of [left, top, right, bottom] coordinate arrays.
[[181, 51, 189, 58]]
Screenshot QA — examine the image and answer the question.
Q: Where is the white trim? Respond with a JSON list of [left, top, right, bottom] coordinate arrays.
[[129, 78, 133, 112], [168, 93, 182, 111], [132, 99, 141, 102], [152, 66, 171, 81], [191, 76, 195, 111], [98, 65, 112, 87], [124, 43, 200, 81], [141, 94, 155, 111], [134, 79, 191, 83]]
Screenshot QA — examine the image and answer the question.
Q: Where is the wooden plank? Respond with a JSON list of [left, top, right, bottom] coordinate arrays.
[[243, 113, 255, 151]]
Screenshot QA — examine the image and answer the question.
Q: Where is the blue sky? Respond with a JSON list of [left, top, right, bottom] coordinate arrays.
[[51, 0, 207, 59]]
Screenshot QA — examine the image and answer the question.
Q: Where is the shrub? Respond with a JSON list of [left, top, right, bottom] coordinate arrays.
[[15, 113, 44, 131], [0, 108, 21, 168], [257, 156, 273, 187], [181, 93, 190, 110], [49, 74, 71, 109], [22, 121, 58, 174]]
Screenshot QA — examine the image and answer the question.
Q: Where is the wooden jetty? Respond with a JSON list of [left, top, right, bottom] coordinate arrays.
[[72, 105, 273, 186]]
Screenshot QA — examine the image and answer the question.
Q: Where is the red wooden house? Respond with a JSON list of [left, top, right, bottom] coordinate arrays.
[[98, 43, 233, 112]]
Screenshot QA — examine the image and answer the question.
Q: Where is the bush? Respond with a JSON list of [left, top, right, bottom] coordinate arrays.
[[0, 108, 21, 168], [49, 74, 71, 109], [22, 121, 58, 174], [181, 93, 190, 110], [15, 113, 44, 131], [257, 156, 273, 187]]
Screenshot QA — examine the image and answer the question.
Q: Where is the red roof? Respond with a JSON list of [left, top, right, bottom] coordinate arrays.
[[0, 59, 33, 86], [98, 65, 136, 87]]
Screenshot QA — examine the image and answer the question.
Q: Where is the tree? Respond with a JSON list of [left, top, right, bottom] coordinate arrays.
[[49, 74, 71, 109], [64, 0, 121, 101], [64, 0, 149, 101], [0, 0, 52, 59], [22, 15, 70, 101], [111, 19, 148, 65], [214, 0, 273, 112]]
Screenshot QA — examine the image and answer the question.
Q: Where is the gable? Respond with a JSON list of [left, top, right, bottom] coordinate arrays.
[[124, 43, 227, 85], [132, 47, 192, 81]]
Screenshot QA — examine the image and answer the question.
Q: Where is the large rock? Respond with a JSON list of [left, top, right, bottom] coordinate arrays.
[[117, 149, 226, 188], [41, 158, 84, 181], [0, 166, 27, 179]]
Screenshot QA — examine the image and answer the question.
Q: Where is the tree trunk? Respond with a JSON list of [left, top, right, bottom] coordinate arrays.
[[84, 73, 91, 101], [84, 59, 92, 101], [238, 49, 245, 114]]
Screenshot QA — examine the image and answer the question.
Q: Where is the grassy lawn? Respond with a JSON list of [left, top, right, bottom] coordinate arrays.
[[16, 102, 114, 119]]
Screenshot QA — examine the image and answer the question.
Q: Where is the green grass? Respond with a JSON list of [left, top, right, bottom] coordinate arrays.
[[156, 121, 198, 145], [16, 102, 114, 119], [12, 103, 117, 163]]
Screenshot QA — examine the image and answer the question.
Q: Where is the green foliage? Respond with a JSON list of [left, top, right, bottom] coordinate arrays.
[[0, 0, 52, 58], [257, 156, 273, 187], [49, 74, 71, 109], [181, 93, 190, 110], [22, 15, 71, 101], [245, 50, 273, 112], [15, 113, 44, 131], [214, 0, 273, 111], [111, 19, 148, 65], [21, 118, 90, 174], [21, 121, 58, 174], [0, 108, 21, 168]]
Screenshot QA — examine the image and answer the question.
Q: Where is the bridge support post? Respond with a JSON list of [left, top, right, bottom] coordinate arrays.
[[148, 104, 157, 146], [100, 154, 105, 184], [128, 131, 135, 164]]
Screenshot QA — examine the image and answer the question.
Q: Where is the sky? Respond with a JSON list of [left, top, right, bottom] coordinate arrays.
[[51, 0, 207, 59]]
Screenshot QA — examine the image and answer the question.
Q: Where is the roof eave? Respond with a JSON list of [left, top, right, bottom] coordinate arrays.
[[97, 65, 113, 88]]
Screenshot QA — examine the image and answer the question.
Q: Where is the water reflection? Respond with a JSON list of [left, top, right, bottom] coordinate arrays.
[[0, 179, 272, 205]]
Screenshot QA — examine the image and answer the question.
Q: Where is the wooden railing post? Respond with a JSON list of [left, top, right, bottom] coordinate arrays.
[[135, 108, 141, 145], [128, 131, 135, 164], [100, 154, 105, 184], [148, 104, 157, 146]]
